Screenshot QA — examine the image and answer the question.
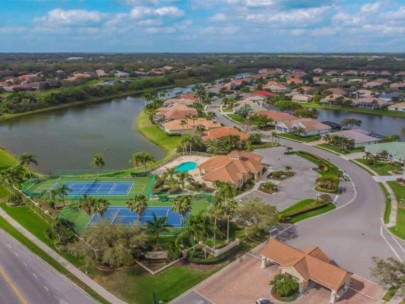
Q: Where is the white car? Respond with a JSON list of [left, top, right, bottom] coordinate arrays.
[[256, 298, 272, 304]]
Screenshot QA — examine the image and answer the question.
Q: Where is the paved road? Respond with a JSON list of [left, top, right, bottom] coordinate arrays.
[[213, 107, 405, 280], [0, 229, 97, 304]]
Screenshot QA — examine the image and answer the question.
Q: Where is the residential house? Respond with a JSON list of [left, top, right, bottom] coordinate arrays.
[[276, 118, 331, 136], [325, 88, 347, 96], [363, 81, 384, 89], [154, 104, 198, 121], [201, 127, 249, 141], [330, 77, 345, 83], [380, 92, 404, 103], [66, 72, 92, 81], [313, 68, 324, 74], [292, 94, 312, 103], [351, 89, 376, 99], [254, 110, 298, 123], [162, 118, 220, 135], [198, 151, 263, 189], [113, 71, 129, 78], [286, 77, 304, 85], [251, 90, 276, 98], [96, 69, 108, 77], [360, 70, 376, 76], [341, 70, 358, 76], [325, 70, 338, 76], [352, 97, 390, 109], [394, 71, 405, 77], [163, 98, 195, 107], [320, 94, 346, 105], [263, 81, 289, 93], [233, 96, 266, 112], [330, 129, 381, 147], [390, 82, 405, 90], [388, 101, 405, 112], [378, 71, 392, 77], [261, 239, 351, 304], [365, 142, 405, 164]]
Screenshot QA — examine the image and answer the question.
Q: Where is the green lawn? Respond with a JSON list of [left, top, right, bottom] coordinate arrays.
[[225, 113, 245, 123], [317, 144, 364, 155], [94, 262, 226, 304], [387, 181, 405, 239], [137, 110, 180, 157], [379, 183, 392, 224], [303, 102, 405, 118], [0, 147, 18, 170], [356, 159, 397, 176], [277, 133, 320, 142], [279, 199, 336, 224], [295, 151, 340, 176]]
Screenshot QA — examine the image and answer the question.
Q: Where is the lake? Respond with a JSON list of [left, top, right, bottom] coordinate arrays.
[[317, 109, 405, 141], [0, 96, 167, 173]]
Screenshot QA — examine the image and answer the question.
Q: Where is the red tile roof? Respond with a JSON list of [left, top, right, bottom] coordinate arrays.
[[252, 90, 276, 97]]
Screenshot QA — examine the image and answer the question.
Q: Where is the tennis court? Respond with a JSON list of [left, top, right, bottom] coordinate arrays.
[[51, 181, 134, 196], [88, 206, 186, 228]]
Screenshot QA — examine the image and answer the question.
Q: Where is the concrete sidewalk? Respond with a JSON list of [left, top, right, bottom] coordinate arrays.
[[0, 208, 126, 304]]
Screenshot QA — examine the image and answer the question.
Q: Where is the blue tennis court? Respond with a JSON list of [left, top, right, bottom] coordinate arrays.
[[88, 206, 186, 228], [52, 181, 133, 196]]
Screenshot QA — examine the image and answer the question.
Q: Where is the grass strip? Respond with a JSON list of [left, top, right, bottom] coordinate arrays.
[[279, 199, 336, 224], [277, 133, 320, 142], [295, 151, 339, 176], [378, 183, 392, 224], [0, 213, 108, 304]]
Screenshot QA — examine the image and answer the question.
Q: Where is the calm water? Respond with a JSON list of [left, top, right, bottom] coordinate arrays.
[[0, 96, 166, 173], [317, 109, 405, 141]]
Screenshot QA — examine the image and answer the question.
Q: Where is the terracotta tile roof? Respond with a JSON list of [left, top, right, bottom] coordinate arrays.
[[281, 118, 331, 132], [252, 90, 276, 97], [202, 127, 249, 141], [163, 118, 220, 132], [198, 151, 263, 186], [178, 93, 196, 100], [254, 110, 298, 122], [156, 104, 198, 120], [262, 240, 350, 292]]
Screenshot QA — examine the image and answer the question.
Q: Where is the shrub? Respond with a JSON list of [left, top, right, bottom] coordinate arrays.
[[270, 273, 299, 298], [7, 192, 23, 207], [319, 194, 333, 203], [259, 182, 278, 194]]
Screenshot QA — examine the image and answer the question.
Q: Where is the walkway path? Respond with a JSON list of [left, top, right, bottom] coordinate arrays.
[[0, 209, 126, 304]]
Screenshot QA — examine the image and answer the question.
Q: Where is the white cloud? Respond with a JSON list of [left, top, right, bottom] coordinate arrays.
[[130, 5, 183, 19], [361, 2, 382, 13], [0, 26, 26, 34], [209, 13, 227, 22], [130, 6, 153, 19], [155, 6, 184, 17], [200, 26, 239, 35], [34, 9, 104, 26]]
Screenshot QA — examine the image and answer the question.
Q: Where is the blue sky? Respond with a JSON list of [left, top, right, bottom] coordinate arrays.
[[0, 0, 404, 52]]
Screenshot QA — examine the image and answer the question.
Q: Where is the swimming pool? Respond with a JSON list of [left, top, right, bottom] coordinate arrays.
[[175, 161, 197, 172]]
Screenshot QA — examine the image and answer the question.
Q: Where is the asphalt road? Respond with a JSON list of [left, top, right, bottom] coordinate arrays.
[[0, 229, 97, 304], [212, 106, 405, 280]]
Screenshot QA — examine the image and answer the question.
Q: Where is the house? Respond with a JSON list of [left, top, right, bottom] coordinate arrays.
[[233, 96, 266, 112], [390, 82, 405, 90], [162, 118, 220, 135], [163, 98, 195, 107], [320, 94, 346, 105], [201, 127, 249, 141], [351, 89, 376, 99], [251, 90, 276, 98], [352, 97, 390, 109], [261, 239, 351, 304], [276, 118, 331, 136], [326, 70, 338, 76], [341, 70, 358, 76], [363, 81, 384, 89], [113, 71, 129, 78], [254, 110, 298, 123], [154, 104, 198, 121], [365, 142, 405, 164], [286, 77, 304, 85], [292, 94, 312, 103], [263, 81, 289, 93], [198, 151, 263, 189], [330, 129, 381, 147], [325, 88, 347, 96], [380, 92, 404, 103], [330, 77, 344, 83], [378, 71, 391, 76], [388, 101, 405, 112], [313, 68, 323, 74], [96, 69, 108, 77], [394, 71, 405, 77]]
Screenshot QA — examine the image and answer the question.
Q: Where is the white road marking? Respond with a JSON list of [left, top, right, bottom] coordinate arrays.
[[7, 243, 11, 249], [23, 262, 28, 268], [380, 226, 403, 262], [43, 285, 49, 292], [391, 235, 405, 255], [32, 273, 38, 279], [14, 252, 20, 258]]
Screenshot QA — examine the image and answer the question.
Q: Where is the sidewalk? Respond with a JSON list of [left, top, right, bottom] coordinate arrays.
[[0, 208, 126, 304]]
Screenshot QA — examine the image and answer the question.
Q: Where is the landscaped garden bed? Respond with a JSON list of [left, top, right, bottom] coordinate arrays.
[[267, 169, 295, 180], [259, 182, 279, 194], [278, 198, 335, 223]]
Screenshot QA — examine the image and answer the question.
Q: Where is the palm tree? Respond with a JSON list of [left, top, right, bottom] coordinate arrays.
[[146, 213, 172, 249], [172, 195, 192, 224], [270, 273, 299, 297], [215, 182, 237, 242], [0, 166, 25, 187], [94, 198, 110, 217], [129, 152, 154, 172], [180, 134, 191, 153], [54, 184, 71, 207], [77, 195, 96, 216], [223, 199, 237, 243], [176, 171, 194, 191], [90, 154, 105, 175], [162, 167, 177, 183], [363, 152, 375, 165], [206, 112, 216, 121], [127, 195, 148, 222], [294, 126, 306, 137], [19, 153, 37, 178], [188, 135, 202, 153], [206, 139, 230, 155], [208, 200, 224, 248]]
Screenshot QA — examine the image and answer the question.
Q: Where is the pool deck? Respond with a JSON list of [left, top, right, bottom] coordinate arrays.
[[153, 155, 210, 182]]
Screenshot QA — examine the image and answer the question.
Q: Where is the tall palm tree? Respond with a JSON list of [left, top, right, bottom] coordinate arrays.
[[146, 213, 172, 249], [127, 195, 148, 222], [162, 167, 176, 183], [223, 199, 238, 243], [0, 166, 25, 187], [208, 200, 224, 248], [90, 154, 105, 175], [363, 152, 375, 165], [176, 171, 194, 191], [172, 195, 192, 224], [77, 195, 96, 216], [129, 152, 154, 172], [94, 198, 110, 217], [187, 135, 202, 153], [206, 111, 216, 121], [206, 139, 230, 155], [180, 134, 191, 153], [215, 182, 237, 242], [54, 184, 71, 207], [19, 153, 38, 178]]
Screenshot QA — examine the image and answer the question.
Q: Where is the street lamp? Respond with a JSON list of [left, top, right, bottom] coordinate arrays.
[[316, 193, 321, 203]]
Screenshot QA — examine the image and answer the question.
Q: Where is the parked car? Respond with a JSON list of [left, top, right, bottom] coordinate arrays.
[[256, 298, 272, 304]]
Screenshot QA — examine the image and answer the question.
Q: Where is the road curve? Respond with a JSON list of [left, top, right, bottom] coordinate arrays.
[[212, 104, 405, 280], [0, 229, 97, 304]]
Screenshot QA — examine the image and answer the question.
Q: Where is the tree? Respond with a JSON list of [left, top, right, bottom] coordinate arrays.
[[0, 165, 25, 187], [341, 118, 362, 129], [382, 134, 401, 143], [215, 182, 237, 242], [177, 213, 217, 247], [172, 195, 192, 223], [146, 213, 172, 249], [371, 257, 405, 288], [129, 152, 154, 172], [7, 192, 23, 207], [316, 175, 340, 191], [363, 151, 377, 165], [293, 126, 306, 137], [53, 183, 71, 207], [127, 195, 148, 222], [193, 85, 207, 104], [69, 221, 147, 267], [206, 111, 216, 121], [270, 273, 299, 297], [208, 200, 225, 248], [90, 154, 105, 175], [19, 153, 37, 178], [206, 139, 231, 155], [94, 198, 110, 217], [235, 104, 252, 118], [78, 195, 96, 216], [247, 114, 272, 129], [236, 198, 279, 237], [176, 171, 194, 191]]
